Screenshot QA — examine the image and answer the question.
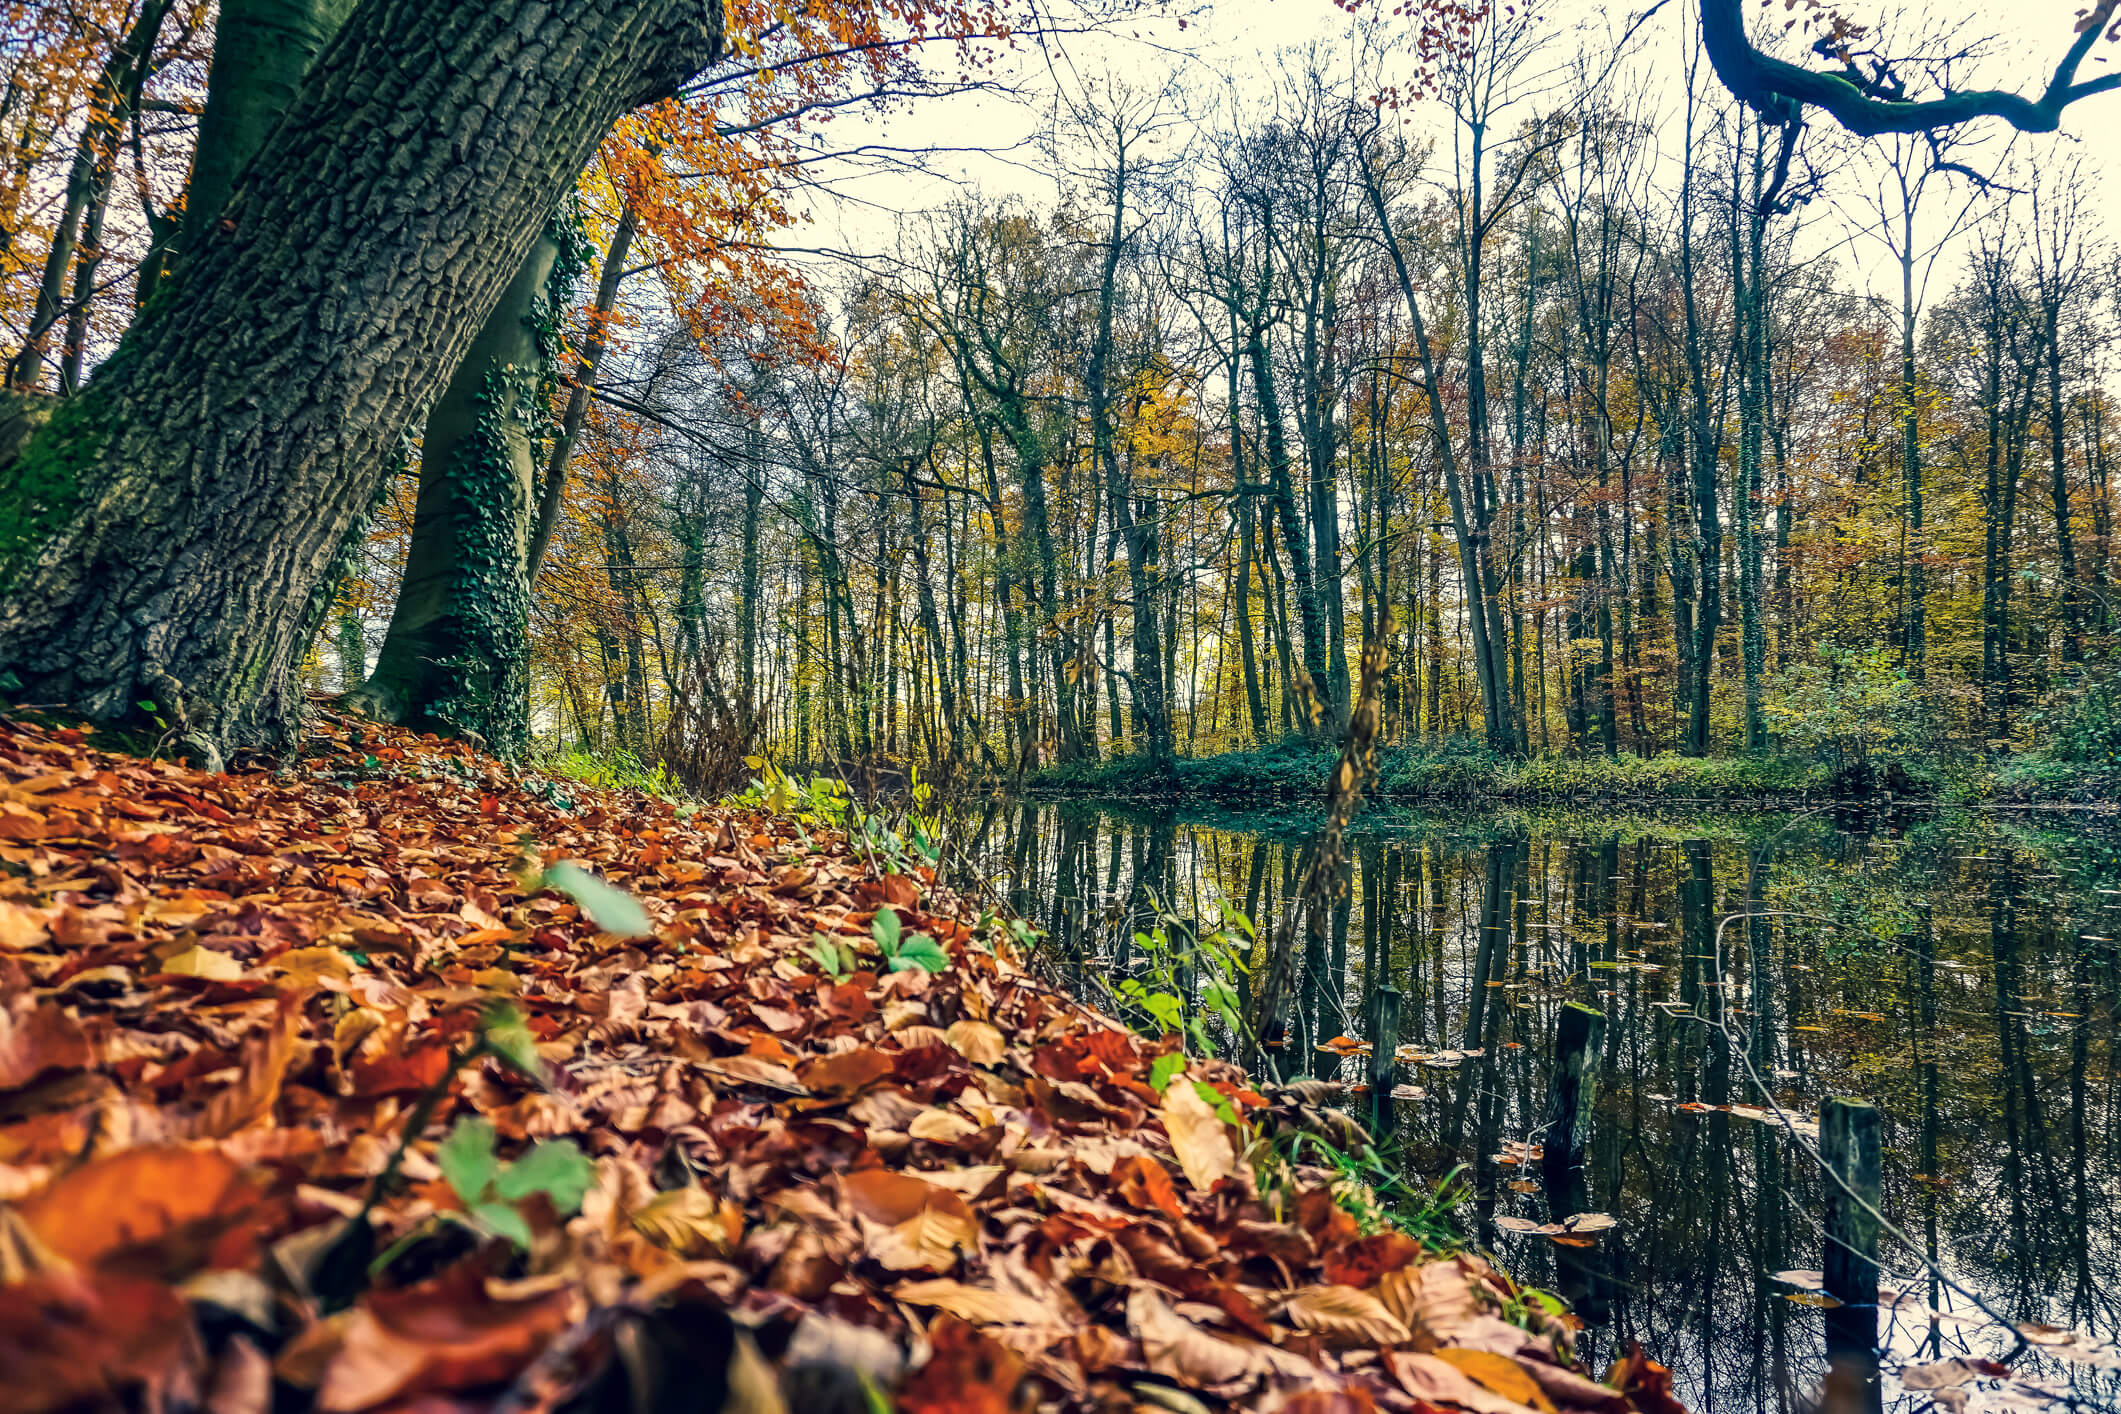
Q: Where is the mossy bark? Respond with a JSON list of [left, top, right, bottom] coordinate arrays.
[[0, 1, 723, 752], [344, 231, 562, 752]]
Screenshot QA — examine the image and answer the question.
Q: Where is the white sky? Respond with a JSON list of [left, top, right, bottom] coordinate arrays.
[[776, 0, 2121, 320]]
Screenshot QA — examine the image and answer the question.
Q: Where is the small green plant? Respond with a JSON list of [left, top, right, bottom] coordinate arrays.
[[1767, 647, 1929, 791], [807, 930, 859, 979], [1111, 901, 1253, 1058], [872, 906, 947, 973], [535, 745, 684, 803], [435, 1117, 594, 1248]]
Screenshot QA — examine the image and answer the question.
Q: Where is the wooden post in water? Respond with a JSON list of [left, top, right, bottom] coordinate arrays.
[[1365, 986, 1402, 1133], [1821, 1097, 1883, 1414], [1539, 1002, 1606, 1205]]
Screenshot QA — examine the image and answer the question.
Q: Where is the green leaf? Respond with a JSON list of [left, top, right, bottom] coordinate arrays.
[[468, 1200, 534, 1249], [437, 1118, 499, 1205], [494, 1139, 594, 1216], [1148, 1052, 1186, 1094], [479, 1002, 545, 1084], [542, 861, 653, 937], [1193, 1079, 1241, 1128], [807, 932, 846, 979], [872, 907, 903, 953], [890, 933, 948, 973]]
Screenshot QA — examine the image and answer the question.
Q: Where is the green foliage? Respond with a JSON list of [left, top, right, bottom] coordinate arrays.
[[727, 756, 848, 826], [1107, 901, 1253, 1059], [477, 1002, 547, 1084], [541, 860, 653, 938], [0, 381, 101, 596], [1031, 735, 1843, 803], [2030, 660, 2121, 767], [436, 1116, 593, 1249], [1765, 647, 1931, 792], [871, 906, 947, 973], [807, 930, 860, 979], [536, 745, 685, 802], [421, 365, 536, 756]]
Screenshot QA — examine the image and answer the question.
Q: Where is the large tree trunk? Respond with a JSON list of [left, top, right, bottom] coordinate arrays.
[[178, 0, 361, 270], [342, 227, 563, 750], [0, 1, 723, 755]]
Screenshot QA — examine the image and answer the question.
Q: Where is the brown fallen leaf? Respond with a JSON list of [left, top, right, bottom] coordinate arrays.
[[1128, 1285, 1260, 1389], [944, 1019, 1006, 1065], [893, 1278, 1060, 1328], [1387, 1351, 1540, 1414], [1160, 1076, 1235, 1192], [1282, 1284, 1413, 1347], [315, 1269, 580, 1411], [1433, 1349, 1559, 1414], [18, 1145, 264, 1270]]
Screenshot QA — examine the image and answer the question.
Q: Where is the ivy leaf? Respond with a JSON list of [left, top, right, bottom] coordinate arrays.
[[437, 1118, 499, 1205], [1148, 1051, 1186, 1094], [494, 1139, 594, 1216], [543, 861, 652, 937], [888, 933, 947, 973]]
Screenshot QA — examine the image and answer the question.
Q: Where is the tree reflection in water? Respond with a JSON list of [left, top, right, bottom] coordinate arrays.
[[967, 802, 2121, 1413]]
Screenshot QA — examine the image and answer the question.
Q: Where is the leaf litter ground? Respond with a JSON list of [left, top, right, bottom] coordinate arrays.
[[0, 712, 1692, 1414]]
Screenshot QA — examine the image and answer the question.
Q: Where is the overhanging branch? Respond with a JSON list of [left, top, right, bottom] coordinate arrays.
[[1699, 0, 2120, 135]]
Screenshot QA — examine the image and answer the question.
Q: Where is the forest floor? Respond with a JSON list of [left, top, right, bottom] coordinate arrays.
[[0, 710, 1691, 1414], [1028, 739, 2118, 809]]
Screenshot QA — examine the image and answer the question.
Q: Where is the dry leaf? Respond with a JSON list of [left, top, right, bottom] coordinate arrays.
[[1128, 1285, 1259, 1388], [159, 945, 246, 980], [1160, 1078, 1235, 1192], [944, 1019, 1005, 1065], [894, 1278, 1059, 1327], [1434, 1349, 1559, 1414], [908, 1108, 981, 1142], [1282, 1284, 1413, 1347]]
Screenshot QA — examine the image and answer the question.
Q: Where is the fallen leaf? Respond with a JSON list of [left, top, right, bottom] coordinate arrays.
[[1282, 1284, 1413, 1347], [894, 1278, 1060, 1327], [1433, 1349, 1558, 1414], [944, 1019, 1005, 1065], [1161, 1076, 1235, 1192]]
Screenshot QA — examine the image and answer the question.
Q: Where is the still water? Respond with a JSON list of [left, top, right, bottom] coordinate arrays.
[[957, 801, 2121, 1413]]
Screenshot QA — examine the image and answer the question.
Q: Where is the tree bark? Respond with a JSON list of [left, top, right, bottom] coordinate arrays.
[[0, 0, 724, 753], [178, 0, 361, 271], [343, 228, 563, 750]]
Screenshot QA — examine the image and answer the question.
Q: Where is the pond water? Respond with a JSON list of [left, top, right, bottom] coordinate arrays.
[[956, 800, 2121, 1413]]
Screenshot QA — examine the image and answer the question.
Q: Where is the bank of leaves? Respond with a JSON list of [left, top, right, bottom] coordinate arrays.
[[0, 711, 1688, 1414]]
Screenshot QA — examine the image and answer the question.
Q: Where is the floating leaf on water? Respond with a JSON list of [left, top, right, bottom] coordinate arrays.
[[1784, 1291, 1843, 1308], [1771, 1269, 1825, 1291]]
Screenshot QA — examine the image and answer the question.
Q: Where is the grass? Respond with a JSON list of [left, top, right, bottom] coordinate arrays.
[[1030, 736, 2112, 807]]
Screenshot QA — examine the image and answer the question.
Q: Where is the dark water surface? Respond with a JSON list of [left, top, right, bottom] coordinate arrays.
[[961, 801, 2121, 1413]]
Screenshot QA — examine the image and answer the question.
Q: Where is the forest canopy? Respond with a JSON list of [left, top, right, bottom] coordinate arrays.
[[0, 0, 2117, 795]]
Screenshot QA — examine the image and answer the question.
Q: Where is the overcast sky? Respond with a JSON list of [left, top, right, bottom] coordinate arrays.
[[773, 0, 2119, 324]]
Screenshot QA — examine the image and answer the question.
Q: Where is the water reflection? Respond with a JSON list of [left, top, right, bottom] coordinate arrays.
[[961, 802, 2121, 1413]]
